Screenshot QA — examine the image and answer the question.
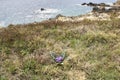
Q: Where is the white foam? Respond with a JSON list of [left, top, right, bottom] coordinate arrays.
[[36, 14, 52, 19], [32, 8, 60, 19], [34, 8, 60, 14], [75, 4, 88, 7], [106, 3, 113, 6], [26, 15, 33, 18], [32, 14, 53, 19], [75, 4, 82, 6]]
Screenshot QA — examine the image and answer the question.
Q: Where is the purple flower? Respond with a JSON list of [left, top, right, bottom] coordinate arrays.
[[55, 56, 64, 63]]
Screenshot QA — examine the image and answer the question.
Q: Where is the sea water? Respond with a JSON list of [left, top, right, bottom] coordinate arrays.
[[0, 0, 116, 27]]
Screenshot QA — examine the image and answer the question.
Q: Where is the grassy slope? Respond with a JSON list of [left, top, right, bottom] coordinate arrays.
[[0, 19, 120, 80]]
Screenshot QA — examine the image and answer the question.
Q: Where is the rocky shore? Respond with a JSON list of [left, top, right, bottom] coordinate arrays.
[[54, 12, 112, 22], [1, 1, 120, 27], [54, 0, 120, 22], [54, 12, 120, 22]]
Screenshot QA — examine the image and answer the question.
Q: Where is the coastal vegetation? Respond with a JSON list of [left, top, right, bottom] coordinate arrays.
[[0, 18, 120, 80]]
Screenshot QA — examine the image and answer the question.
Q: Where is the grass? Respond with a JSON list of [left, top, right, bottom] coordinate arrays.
[[0, 19, 120, 80]]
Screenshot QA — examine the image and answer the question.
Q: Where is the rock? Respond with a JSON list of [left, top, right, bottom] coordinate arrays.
[[92, 6, 100, 12], [55, 14, 64, 18], [98, 3, 106, 6], [81, 3, 87, 5], [87, 2, 97, 6], [108, 7, 120, 11], [114, 0, 120, 5], [55, 1, 120, 22], [41, 8, 45, 11], [55, 11, 112, 22]]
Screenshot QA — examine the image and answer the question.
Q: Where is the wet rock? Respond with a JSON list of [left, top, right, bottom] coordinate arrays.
[[81, 3, 87, 5], [41, 8, 45, 11], [87, 2, 97, 6]]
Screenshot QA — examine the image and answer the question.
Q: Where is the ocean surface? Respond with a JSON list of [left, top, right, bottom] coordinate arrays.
[[0, 0, 116, 27]]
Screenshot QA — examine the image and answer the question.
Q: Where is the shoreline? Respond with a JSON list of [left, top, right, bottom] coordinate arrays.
[[1, 1, 120, 28], [0, 11, 119, 28], [3, 11, 119, 28]]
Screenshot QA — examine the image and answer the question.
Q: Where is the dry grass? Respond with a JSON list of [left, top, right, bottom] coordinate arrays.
[[0, 19, 120, 80]]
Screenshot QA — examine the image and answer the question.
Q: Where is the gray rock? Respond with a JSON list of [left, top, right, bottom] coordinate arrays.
[[55, 14, 64, 18]]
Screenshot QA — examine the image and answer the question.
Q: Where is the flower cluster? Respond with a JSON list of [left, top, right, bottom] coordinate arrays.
[[55, 56, 64, 63], [50, 52, 65, 63]]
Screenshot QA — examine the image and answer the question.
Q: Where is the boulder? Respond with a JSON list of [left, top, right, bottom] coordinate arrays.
[[41, 8, 45, 11]]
